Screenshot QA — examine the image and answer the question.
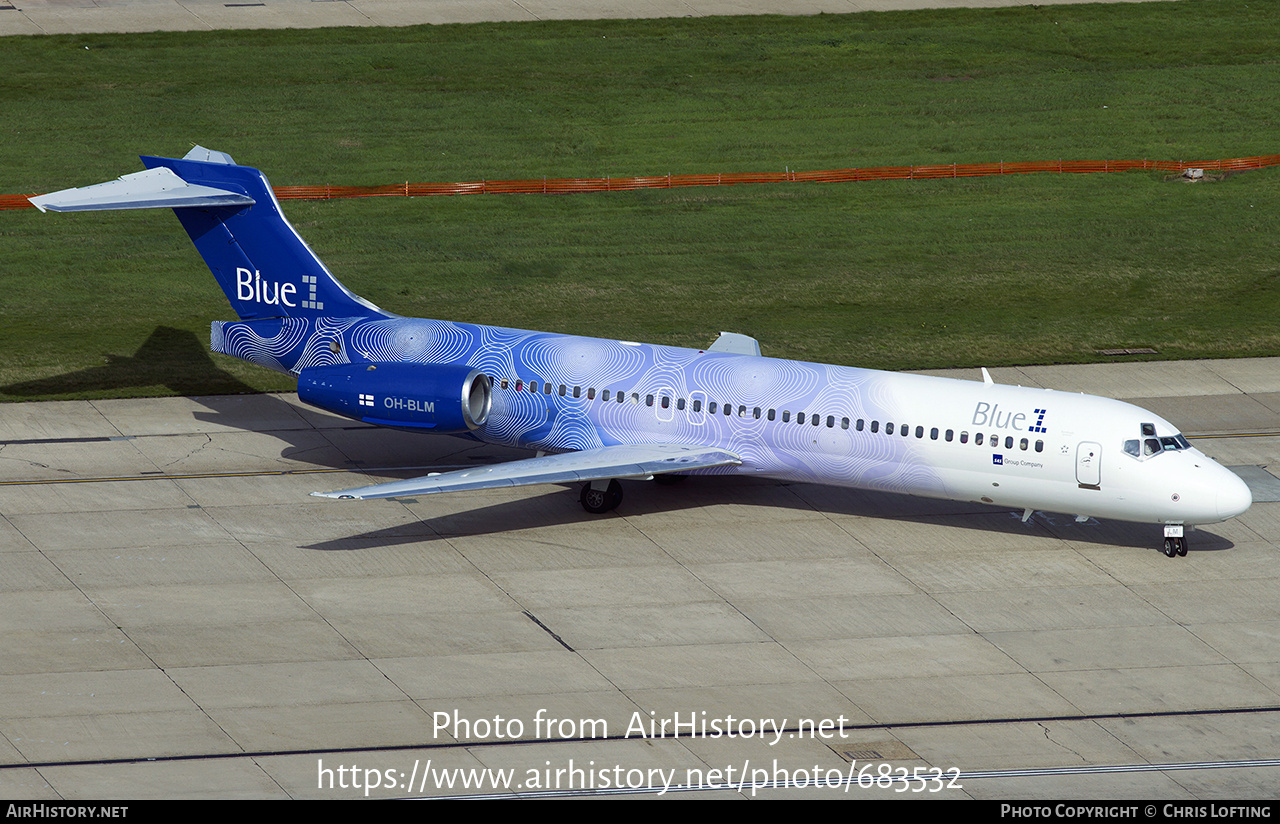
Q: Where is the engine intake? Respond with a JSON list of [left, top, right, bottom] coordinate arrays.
[[298, 362, 492, 433]]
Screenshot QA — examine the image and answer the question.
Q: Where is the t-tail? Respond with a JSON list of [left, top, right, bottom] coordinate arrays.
[[29, 146, 392, 322]]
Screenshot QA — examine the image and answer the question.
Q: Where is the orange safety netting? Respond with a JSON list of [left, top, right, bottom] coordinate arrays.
[[4, 153, 1277, 210]]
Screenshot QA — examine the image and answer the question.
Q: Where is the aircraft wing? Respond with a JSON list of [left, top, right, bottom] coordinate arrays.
[[311, 443, 742, 500], [706, 331, 762, 356]]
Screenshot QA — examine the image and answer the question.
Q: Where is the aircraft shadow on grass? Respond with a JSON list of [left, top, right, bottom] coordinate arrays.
[[1, 326, 259, 400], [0, 326, 357, 467]]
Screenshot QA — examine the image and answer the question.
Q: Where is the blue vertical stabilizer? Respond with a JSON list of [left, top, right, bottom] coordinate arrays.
[[140, 151, 391, 321], [30, 146, 392, 322]]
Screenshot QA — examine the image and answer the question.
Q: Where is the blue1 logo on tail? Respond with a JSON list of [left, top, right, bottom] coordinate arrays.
[[29, 147, 1252, 556]]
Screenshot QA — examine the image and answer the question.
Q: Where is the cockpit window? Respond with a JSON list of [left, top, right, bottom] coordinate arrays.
[[1125, 427, 1193, 460]]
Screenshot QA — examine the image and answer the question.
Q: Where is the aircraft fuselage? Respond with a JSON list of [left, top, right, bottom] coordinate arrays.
[[216, 314, 1250, 527]]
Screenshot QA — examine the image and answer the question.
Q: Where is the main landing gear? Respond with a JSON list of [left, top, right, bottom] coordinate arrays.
[[580, 479, 623, 514]]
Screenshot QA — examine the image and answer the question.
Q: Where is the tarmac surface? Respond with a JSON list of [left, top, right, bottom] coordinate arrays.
[[1, 359, 1278, 799], [0, 0, 1171, 37], [4, 0, 1280, 802]]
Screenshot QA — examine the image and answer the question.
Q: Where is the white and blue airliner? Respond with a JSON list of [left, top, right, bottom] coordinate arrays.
[[30, 147, 1252, 557]]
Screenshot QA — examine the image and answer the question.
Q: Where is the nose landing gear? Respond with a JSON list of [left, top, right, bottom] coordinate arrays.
[[1162, 536, 1188, 557], [1162, 523, 1188, 558]]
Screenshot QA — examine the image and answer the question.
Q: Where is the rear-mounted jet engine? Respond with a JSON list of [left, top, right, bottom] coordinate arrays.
[[298, 362, 492, 433]]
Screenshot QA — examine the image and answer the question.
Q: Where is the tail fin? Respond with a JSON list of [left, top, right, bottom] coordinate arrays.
[[30, 147, 391, 322]]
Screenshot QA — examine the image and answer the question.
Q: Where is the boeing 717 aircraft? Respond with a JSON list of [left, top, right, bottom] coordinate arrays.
[[29, 147, 1253, 557]]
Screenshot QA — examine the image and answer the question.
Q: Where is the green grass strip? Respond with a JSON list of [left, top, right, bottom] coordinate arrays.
[[2, 1, 1279, 401]]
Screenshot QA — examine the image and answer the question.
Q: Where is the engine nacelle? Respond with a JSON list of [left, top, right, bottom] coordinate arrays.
[[297, 362, 492, 433]]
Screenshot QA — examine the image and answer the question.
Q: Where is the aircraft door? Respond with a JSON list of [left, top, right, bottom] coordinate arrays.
[[1076, 442, 1101, 488]]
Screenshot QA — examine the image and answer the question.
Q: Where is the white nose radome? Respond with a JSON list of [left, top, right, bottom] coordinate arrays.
[[1216, 468, 1253, 521]]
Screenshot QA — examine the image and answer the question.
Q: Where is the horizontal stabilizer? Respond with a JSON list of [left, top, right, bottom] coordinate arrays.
[[28, 166, 255, 213], [312, 443, 742, 500]]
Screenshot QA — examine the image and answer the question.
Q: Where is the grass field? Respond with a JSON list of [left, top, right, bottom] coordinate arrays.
[[2, 1, 1279, 400]]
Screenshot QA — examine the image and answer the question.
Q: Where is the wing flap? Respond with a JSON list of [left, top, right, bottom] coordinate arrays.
[[312, 443, 741, 500]]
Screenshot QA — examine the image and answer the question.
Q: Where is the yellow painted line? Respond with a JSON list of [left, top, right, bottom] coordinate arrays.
[[0, 464, 473, 487], [0, 467, 352, 487]]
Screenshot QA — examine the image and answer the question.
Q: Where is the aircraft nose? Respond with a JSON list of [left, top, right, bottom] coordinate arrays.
[[1216, 467, 1253, 521]]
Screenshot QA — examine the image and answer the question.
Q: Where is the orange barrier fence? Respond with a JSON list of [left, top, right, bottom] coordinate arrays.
[[5, 154, 1278, 210]]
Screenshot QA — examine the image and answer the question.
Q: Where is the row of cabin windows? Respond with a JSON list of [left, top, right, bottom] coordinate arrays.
[[496, 378, 1045, 452]]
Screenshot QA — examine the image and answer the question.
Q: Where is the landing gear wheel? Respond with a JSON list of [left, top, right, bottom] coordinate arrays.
[[580, 479, 623, 514], [1163, 537, 1177, 558], [1175, 536, 1187, 557]]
